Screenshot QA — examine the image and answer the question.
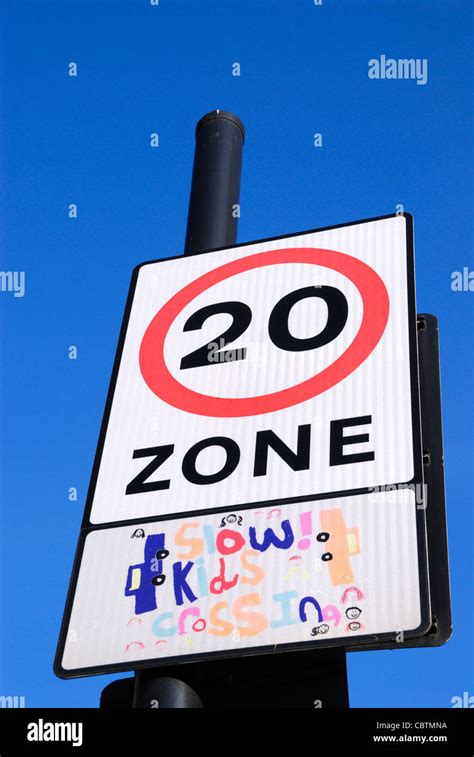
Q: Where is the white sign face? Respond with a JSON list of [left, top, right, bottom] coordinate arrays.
[[59, 489, 422, 675], [56, 214, 428, 677], [87, 214, 418, 525]]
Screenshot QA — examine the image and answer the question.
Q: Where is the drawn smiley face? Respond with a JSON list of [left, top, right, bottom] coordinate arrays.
[[348, 621, 361, 631], [311, 623, 330, 636], [346, 607, 362, 620]]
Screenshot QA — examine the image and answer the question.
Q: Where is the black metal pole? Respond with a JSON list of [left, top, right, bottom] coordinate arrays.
[[132, 675, 203, 709], [119, 109, 349, 709], [132, 110, 245, 709], [181, 109, 348, 708], [185, 109, 245, 255]]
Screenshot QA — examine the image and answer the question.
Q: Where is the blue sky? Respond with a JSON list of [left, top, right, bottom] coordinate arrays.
[[0, 0, 472, 708]]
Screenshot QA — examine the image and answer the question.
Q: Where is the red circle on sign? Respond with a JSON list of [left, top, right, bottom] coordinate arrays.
[[139, 248, 389, 417]]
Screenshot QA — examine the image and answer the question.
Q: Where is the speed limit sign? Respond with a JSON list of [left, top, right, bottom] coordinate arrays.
[[56, 213, 429, 677], [88, 212, 422, 523]]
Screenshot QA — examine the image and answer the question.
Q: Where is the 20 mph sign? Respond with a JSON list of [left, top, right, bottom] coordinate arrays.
[[56, 214, 429, 678]]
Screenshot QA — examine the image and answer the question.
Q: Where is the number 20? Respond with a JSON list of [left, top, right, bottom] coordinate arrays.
[[180, 285, 348, 370]]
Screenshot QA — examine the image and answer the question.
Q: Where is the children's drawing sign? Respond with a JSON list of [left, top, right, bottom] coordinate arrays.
[[55, 214, 430, 677]]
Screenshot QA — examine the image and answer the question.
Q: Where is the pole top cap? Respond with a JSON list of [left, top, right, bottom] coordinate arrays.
[[196, 110, 245, 143]]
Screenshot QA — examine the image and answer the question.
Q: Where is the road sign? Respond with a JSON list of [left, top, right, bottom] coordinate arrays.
[[55, 213, 430, 678]]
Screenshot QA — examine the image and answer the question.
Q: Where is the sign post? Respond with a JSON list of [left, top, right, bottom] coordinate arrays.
[[184, 110, 245, 255], [133, 110, 245, 707], [56, 112, 449, 710]]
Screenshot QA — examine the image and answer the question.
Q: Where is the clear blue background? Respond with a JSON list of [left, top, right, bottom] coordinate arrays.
[[0, 0, 472, 708]]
